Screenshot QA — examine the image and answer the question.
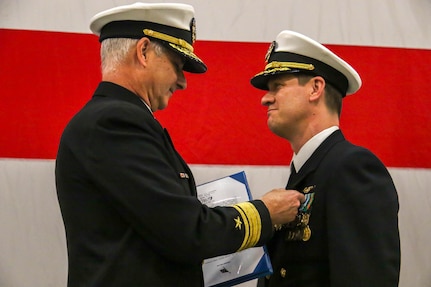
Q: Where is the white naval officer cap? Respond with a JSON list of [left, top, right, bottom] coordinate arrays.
[[250, 30, 362, 96], [89, 2, 207, 73]]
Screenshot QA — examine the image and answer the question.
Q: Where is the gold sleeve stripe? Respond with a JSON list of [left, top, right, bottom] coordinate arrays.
[[232, 202, 262, 251], [232, 204, 250, 251], [237, 202, 261, 249]]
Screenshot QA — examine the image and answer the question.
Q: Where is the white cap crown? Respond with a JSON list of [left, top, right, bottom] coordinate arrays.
[[89, 2, 206, 73], [251, 30, 361, 96]]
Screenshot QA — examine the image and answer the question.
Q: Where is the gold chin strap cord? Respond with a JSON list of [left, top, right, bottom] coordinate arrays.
[[143, 29, 194, 52], [264, 61, 315, 71]]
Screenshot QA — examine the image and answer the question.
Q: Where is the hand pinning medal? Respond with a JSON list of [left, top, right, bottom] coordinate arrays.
[[282, 185, 315, 242]]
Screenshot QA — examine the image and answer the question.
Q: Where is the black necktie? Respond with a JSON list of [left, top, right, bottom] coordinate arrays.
[[291, 161, 297, 175], [286, 161, 297, 188]]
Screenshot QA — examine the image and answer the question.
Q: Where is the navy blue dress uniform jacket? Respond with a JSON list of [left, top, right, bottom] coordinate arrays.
[[258, 130, 400, 287], [55, 82, 273, 287]]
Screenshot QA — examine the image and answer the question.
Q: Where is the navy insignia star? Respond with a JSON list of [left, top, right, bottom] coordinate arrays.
[[234, 216, 242, 230]]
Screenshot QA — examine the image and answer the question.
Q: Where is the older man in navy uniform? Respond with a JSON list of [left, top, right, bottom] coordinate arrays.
[[55, 3, 305, 287], [252, 30, 400, 287]]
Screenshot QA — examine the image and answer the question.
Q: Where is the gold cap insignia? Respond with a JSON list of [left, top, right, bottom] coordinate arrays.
[[190, 17, 196, 44], [265, 41, 276, 63]]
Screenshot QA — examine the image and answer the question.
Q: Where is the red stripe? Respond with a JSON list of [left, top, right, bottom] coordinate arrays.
[[1, 29, 430, 167], [0, 29, 101, 160]]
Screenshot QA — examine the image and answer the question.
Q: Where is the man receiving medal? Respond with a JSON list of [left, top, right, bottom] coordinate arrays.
[[251, 30, 400, 287]]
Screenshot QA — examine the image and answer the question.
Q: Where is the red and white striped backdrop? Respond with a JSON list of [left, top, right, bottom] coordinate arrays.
[[1, 1, 430, 286]]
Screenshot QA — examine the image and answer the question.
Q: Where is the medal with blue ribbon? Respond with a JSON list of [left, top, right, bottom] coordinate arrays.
[[299, 192, 315, 213], [282, 185, 316, 241]]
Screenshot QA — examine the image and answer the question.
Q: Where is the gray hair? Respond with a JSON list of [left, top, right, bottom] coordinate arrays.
[[100, 38, 166, 74]]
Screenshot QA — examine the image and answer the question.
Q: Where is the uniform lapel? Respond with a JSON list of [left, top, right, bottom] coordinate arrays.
[[286, 130, 345, 190], [162, 128, 197, 195]]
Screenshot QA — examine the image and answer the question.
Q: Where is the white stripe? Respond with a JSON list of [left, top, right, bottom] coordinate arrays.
[[0, 159, 67, 287], [0, 158, 430, 286], [1, 0, 430, 49]]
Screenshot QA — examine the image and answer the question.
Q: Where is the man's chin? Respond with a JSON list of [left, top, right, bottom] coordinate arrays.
[[268, 122, 284, 137], [158, 103, 168, 111]]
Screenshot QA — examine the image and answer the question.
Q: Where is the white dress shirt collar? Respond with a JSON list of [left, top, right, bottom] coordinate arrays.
[[292, 126, 339, 172], [140, 99, 154, 115]]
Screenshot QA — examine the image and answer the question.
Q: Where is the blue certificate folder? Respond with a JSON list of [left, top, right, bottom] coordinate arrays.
[[197, 171, 273, 287]]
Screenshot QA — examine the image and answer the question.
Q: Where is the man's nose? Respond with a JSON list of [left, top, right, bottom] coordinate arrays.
[[261, 92, 273, 106]]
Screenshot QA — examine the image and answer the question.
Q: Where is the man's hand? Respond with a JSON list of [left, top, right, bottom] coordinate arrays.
[[261, 188, 305, 225]]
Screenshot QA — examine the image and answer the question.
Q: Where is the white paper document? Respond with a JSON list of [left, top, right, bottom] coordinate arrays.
[[197, 171, 273, 287]]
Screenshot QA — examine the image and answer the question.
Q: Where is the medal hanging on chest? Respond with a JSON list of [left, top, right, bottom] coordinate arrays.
[[282, 185, 315, 242]]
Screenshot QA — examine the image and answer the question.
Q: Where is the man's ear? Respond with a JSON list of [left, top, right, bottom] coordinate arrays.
[[137, 37, 151, 65], [309, 76, 325, 102]]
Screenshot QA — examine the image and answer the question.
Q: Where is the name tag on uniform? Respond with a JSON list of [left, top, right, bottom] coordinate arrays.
[[179, 172, 189, 179]]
